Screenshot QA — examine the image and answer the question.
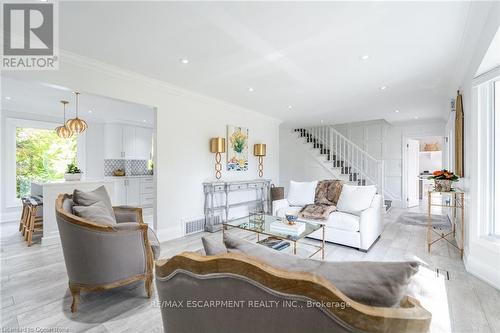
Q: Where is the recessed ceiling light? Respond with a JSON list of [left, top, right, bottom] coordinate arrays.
[[40, 0, 48, 2], [320, 120, 324, 124], [88, 110, 93, 113], [248, 87, 254, 92], [5, 96, 11, 100], [287, 105, 293, 110], [395, 109, 400, 113], [360, 55, 370, 60], [180, 58, 189, 64], [380, 86, 387, 91], [414, 116, 419, 119], [143, 119, 147, 123]]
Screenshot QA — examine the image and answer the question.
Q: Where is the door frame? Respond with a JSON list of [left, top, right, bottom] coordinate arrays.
[[403, 138, 420, 208], [402, 134, 446, 208]]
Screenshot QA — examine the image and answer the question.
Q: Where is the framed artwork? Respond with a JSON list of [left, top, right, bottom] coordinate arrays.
[[227, 125, 248, 171]]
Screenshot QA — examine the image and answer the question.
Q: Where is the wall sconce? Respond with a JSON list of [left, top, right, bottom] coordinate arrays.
[[253, 143, 266, 177], [210, 137, 226, 179]]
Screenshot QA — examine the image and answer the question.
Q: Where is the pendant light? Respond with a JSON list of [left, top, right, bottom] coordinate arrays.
[[66, 91, 88, 134], [55, 100, 73, 138]]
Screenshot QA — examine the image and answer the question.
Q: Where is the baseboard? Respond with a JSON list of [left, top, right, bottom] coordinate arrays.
[[1, 211, 21, 223], [156, 225, 183, 243], [464, 251, 500, 290], [389, 199, 405, 208]]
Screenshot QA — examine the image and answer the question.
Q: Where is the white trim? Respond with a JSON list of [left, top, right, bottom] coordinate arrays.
[[473, 65, 500, 85], [0, 210, 20, 223], [464, 246, 500, 289], [156, 225, 183, 243]]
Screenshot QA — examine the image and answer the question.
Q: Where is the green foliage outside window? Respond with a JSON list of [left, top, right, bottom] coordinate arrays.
[[16, 127, 77, 198]]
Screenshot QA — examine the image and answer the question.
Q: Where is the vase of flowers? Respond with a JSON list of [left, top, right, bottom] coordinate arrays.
[[428, 170, 459, 192], [64, 162, 82, 181]]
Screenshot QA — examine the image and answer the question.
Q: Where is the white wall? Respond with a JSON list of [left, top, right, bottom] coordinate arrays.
[[279, 119, 445, 206], [453, 1, 500, 289], [1, 52, 281, 240], [279, 128, 334, 194]]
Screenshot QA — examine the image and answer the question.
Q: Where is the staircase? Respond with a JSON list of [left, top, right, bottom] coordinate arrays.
[[292, 127, 385, 201]]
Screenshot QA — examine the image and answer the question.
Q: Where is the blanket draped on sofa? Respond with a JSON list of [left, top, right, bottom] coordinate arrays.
[[299, 180, 343, 220]]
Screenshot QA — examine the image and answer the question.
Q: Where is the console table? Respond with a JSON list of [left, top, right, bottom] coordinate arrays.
[[203, 179, 272, 232], [427, 188, 464, 258]]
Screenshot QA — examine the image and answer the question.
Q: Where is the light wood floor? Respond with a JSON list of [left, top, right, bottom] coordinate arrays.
[[1, 204, 499, 332]]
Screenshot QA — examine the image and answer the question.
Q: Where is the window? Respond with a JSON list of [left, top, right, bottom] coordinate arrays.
[[5, 118, 83, 207], [495, 80, 500, 236], [15, 127, 77, 198]]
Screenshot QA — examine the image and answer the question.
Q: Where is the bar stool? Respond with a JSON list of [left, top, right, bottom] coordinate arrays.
[[19, 197, 30, 236], [24, 195, 44, 246]]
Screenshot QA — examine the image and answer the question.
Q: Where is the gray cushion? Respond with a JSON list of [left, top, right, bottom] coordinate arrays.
[[73, 186, 116, 221], [223, 233, 419, 307], [202, 237, 227, 255], [73, 201, 117, 226]]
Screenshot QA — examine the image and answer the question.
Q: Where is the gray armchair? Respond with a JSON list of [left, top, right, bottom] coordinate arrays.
[[55, 193, 157, 313]]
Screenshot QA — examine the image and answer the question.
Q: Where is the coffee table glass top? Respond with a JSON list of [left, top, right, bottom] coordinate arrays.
[[224, 214, 322, 241]]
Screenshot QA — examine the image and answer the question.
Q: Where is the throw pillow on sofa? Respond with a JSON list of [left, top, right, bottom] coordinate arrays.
[[223, 233, 419, 307], [336, 184, 377, 215], [287, 180, 318, 206], [72, 201, 117, 226], [73, 186, 116, 221]]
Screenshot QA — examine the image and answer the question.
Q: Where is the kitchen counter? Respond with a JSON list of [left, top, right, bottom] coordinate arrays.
[[31, 179, 114, 246], [32, 179, 115, 186], [105, 175, 153, 179]]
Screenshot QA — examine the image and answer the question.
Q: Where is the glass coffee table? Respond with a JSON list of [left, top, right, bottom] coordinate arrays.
[[223, 214, 325, 259]]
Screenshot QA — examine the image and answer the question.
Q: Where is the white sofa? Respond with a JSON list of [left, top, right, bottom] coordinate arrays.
[[272, 182, 382, 252]]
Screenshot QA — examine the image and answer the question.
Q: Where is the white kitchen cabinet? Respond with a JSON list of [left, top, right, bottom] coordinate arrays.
[[111, 176, 154, 227], [113, 179, 127, 206], [123, 126, 136, 159], [104, 124, 124, 159], [135, 127, 153, 160], [126, 178, 141, 207], [104, 124, 152, 160]]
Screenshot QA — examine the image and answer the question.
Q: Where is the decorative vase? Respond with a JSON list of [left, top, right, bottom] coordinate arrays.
[[435, 179, 452, 192], [64, 173, 82, 181]]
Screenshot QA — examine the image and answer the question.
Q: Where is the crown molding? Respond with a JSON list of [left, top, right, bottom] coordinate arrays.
[[59, 50, 283, 125]]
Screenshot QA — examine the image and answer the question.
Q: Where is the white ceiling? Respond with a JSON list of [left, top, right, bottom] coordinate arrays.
[[1, 77, 155, 125], [22, 1, 495, 125], [476, 26, 500, 76]]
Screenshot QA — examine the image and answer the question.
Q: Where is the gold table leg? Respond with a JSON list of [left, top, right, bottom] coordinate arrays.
[[322, 225, 325, 260]]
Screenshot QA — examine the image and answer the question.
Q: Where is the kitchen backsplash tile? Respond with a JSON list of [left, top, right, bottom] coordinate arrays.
[[104, 159, 152, 176]]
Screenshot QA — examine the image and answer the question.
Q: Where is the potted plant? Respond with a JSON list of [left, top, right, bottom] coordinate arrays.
[[64, 162, 83, 181], [428, 169, 459, 192]]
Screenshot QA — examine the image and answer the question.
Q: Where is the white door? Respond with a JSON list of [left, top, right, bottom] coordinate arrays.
[[104, 124, 124, 159], [406, 139, 420, 207], [123, 126, 136, 159], [135, 127, 153, 160], [126, 178, 141, 207]]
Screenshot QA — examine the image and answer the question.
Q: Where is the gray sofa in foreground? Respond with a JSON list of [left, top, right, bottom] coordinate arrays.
[[155, 234, 431, 333]]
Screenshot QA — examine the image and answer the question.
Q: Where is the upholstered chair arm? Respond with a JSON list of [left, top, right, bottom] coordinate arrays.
[[57, 220, 152, 286], [358, 194, 382, 251], [272, 198, 290, 216], [113, 206, 144, 224]]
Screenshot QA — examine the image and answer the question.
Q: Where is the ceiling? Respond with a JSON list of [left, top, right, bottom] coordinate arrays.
[[476, 26, 500, 76], [19, 1, 495, 125], [1, 77, 155, 125]]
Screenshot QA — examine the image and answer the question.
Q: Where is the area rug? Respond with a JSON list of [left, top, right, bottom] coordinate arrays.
[[397, 212, 451, 230]]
